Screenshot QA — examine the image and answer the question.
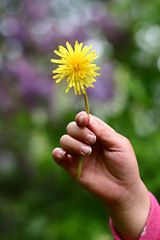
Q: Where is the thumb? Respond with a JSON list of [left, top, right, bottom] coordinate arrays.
[[88, 115, 122, 149]]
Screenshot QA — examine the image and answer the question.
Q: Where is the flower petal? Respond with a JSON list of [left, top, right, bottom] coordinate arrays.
[[51, 41, 100, 95]]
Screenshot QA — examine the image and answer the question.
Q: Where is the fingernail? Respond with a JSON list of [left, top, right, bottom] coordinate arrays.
[[90, 117, 97, 126], [79, 115, 84, 125], [57, 150, 65, 158], [81, 145, 92, 156], [87, 133, 96, 144]]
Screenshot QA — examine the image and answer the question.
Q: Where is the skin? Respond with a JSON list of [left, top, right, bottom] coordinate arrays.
[[52, 111, 150, 240]]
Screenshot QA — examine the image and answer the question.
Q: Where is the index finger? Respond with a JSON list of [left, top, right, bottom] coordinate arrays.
[[75, 111, 90, 127]]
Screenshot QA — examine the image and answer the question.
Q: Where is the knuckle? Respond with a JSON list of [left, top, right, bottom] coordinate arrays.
[[99, 124, 109, 138], [66, 121, 76, 133], [99, 122, 115, 138], [60, 134, 68, 146], [76, 111, 88, 126], [76, 111, 85, 120], [121, 136, 131, 147]]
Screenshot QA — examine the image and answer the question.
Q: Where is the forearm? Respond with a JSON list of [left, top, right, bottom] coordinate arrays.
[[106, 180, 150, 240]]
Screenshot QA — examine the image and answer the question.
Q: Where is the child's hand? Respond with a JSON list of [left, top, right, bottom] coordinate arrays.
[[53, 111, 140, 203], [52, 111, 150, 240]]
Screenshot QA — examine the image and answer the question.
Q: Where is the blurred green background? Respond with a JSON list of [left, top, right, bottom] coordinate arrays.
[[0, 0, 160, 239]]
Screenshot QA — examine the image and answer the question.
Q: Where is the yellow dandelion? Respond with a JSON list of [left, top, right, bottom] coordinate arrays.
[[51, 41, 100, 96], [51, 41, 101, 180]]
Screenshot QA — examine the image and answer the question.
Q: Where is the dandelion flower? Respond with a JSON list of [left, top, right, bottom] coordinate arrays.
[[51, 41, 101, 179], [51, 41, 100, 95]]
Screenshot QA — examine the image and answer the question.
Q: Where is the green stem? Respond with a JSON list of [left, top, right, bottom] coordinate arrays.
[[77, 156, 83, 180], [77, 88, 89, 180]]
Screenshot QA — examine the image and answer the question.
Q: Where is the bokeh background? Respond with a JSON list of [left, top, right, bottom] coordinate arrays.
[[0, 0, 160, 239]]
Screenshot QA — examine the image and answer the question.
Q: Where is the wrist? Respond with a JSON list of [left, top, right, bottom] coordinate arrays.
[[105, 180, 150, 240]]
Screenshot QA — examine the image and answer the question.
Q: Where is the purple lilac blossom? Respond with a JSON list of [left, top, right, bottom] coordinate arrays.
[[0, 87, 14, 113], [88, 63, 115, 101], [7, 58, 52, 108], [24, 0, 48, 20]]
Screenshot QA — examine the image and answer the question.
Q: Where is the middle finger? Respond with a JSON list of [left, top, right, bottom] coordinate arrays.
[[67, 122, 96, 145]]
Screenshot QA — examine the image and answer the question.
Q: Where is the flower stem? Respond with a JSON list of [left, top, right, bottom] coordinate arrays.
[[77, 88, 89, 180], [77, 156, 83, 180], [83, 88, 89, 114]]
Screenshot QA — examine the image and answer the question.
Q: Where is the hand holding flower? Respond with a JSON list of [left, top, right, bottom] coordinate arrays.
[[52, 111, 150, 240], [51, 41, 100, 178]]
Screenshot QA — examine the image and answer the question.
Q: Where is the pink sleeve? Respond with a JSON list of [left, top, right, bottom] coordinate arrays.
[[109, 192, 160, 240]]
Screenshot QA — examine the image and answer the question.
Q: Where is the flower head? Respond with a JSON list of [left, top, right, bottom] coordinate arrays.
[[51, 41, 100, 95]]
